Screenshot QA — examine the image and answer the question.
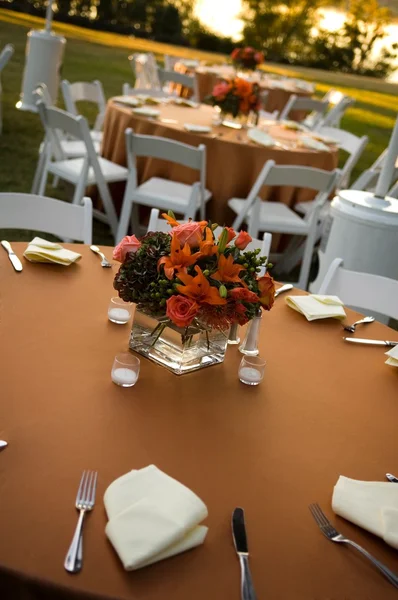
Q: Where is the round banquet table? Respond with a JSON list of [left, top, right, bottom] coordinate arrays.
[[1, 243, 398, 600], [102, 100, 338, 225], [174, 63, 314, 121]]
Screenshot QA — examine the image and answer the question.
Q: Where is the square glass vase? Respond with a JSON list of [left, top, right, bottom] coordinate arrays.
[[129, 309, 229, 375]]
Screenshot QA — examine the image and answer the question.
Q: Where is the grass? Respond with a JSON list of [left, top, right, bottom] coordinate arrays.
[[0, 10, 397, 245]]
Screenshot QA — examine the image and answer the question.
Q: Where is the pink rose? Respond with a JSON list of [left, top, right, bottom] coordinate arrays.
[[166, 295, 199, 328], [235, 231, 252, 250], [171, 221, 204, 248], [212, 81, 231, 99], [113, 235, 141, 262]]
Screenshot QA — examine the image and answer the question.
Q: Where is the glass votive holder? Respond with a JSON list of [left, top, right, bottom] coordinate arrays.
[[108, 297, 133, 324], [239, 356, 266, 386], [111, 353, 140, 387]]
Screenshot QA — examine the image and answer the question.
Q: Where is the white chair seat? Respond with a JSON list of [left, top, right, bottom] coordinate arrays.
[[49, 157, 128, 185], [90, 130, 103, 144], [228, 197, 309, 234], [133, 177, 211, 209]]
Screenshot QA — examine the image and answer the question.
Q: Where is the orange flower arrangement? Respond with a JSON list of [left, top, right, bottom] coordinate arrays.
[[231, 46, 264, 70], [205, 77, 260, 118], [114, 213, 276, 333]]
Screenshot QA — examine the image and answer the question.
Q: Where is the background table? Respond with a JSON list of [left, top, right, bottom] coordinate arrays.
[[102, 100, 338, 225], [1, 244, 398, 600]]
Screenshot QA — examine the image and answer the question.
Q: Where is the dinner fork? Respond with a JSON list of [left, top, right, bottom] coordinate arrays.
[[309, 503, 398, 588], [343, 316, 375, 333], [90, 245, 112, 268], [64, 470, 98, 573]]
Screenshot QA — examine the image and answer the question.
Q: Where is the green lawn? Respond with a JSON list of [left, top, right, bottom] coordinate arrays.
[[0, 11, 397, 245]]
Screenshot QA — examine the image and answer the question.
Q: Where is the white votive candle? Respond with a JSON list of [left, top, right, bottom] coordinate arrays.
[[239, 367, 262, 386], [112, 368, 138, 387], [108, 307, 131, 324]]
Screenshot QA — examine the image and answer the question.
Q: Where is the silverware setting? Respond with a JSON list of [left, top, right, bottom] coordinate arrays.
[[343, 316, 375, 333], [309, 503, 398, 589], [64, 470, 98, 574], [90, 245, 112, 268], [343, 337, 398, 347], [1, 240, 23, 272], [275, 283, 293, 298], [232, 507, 257, 600], [386, 473, 398, 483]]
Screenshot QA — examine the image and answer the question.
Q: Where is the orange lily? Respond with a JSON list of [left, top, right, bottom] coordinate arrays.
[[176, 266, 227, 305], [212, 254, 244, 283], [158, 235, 201, 280], [199, 227, 218, 256], [161, 212, 180, 228]]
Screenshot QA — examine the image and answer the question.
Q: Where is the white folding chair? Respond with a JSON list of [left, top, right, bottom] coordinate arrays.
[[61, 79, 106, 142], [157, 68, 199, 102], [164, 55, 180, 71], [36, 102, 128, 239], [295, 127, 368, 217], [0, 193, 92, 244], [117, 128, 211, 242], [316, 258, 398, 321], [128, 53, 160, 89], [279, 94, 329, 128], [147, 208, 272, 276], [121, 84, 170, 98], [0, 43, 14, 135], [316, 96, 355, 129], [228, 160, 339, 290]]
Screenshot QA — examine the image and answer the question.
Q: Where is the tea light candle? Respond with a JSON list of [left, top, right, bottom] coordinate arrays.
[[108, 307, 131, 324], [112, 368, 138, 387], [239, 367, 262, 385]]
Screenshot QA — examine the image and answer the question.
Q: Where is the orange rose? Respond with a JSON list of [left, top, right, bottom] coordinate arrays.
[[235, 231, 252, 250], [113, 235, 141, 262], [219, 226, 236, 244], [166, 295, 199, 328], [170, 221, 206, 248], [257, 273, 276, 311]]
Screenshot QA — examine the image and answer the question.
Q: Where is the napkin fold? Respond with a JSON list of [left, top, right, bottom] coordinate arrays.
[[23, 237, 82, 266], [286, 294, 346, 321], [385, 344, 398, 367], [104, 465, 208, 570], [332, 476, 398, 550]]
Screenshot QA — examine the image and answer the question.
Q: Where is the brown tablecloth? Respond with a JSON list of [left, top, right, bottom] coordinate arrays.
[[102, 100, 338, 225], [1, 244, 398, 600]]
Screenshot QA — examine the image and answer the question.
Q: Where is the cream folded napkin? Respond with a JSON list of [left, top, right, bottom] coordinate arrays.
[[286, 294, 346, 321], [332, 476, 398, 549], [23, 237, 82, 266], [385, 345, 398, 367], [104, 465, 208, 570]]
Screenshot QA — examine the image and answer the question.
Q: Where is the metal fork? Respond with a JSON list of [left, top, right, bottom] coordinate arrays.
[[309, 503, 398, 588], [90, 245, 112, 268], [64, 470, 98, 573], [343, 316, 375, 333]]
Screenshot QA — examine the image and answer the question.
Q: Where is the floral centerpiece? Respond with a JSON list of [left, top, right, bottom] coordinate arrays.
[[204, 78, 260, 120], [113, 214, 275, 375], [231, 47, 264, 71]]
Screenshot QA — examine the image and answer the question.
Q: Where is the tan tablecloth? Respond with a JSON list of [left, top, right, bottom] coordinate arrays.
[[102, 100, 338, 225], [0, 243, 398, 600]]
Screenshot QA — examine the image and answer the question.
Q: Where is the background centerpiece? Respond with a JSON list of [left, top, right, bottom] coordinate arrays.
[[113, 214, 275, 375], [205, 78, 260, 128], [231, 47, 264, 72]]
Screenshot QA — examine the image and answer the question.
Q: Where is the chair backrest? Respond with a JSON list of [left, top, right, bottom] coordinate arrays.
[[232, 160, 339, 230], [279, 94, 329, 124], [164, 55, 179, 71], [322, 89, 345, 106], [61, 80, 106, 131], [0, 194, 92, 243], [122, 84, 170, 98], [0, 44, 14, 72], [129, 53, 160, 89], [318, 96, 355, 129], [33, 82, 54, 107], [318, 258, 398, 321], [318, 126, 368, 187], [157, 68, 199, 101]]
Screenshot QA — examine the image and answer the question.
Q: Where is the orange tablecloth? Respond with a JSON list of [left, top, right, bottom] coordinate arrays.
[[1, 244, 398, 600], [102, 100, 338, 225]]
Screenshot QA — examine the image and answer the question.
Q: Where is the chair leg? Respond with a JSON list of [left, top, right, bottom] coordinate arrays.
[[32, 150, 47, 194], [38, 165, 50, 197], [298, 227, 318, 291], [96, 178, 118, 240], [72, 175, 87, 206], [52, 175, 60, 189], [117, 191, 133, 243]]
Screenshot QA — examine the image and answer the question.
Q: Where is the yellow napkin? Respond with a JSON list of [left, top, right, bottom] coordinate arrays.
[[286, 294, 346, 321], [385, 345, 398, 367], [23, 237, 82, 266], [104, 465, 208, 570], [332, 476, 398, 550]]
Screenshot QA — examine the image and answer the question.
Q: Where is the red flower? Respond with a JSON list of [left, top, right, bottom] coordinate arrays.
[[229, 287, 259, 302], [166, 295, 199, 328], [235, 231, 252, 250], [257, 273, 276, 310]]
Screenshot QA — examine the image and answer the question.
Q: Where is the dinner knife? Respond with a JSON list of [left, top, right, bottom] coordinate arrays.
[[1, 240, 23, 272], [0, 441, 7, 450], [275, 283, 293, 298], [343, 337, 398, 347], [386, 473, 398, 483], [232, 508, 257, 600]]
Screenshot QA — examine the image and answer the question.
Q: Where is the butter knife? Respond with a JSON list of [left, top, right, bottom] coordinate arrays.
[[1, 240, 23, 272], [386, 473, 398, 483], [0, 441, 7, 450], [232, 508, 257, 600], [343, 337, 398, 347], [275, 283, 293, 298]]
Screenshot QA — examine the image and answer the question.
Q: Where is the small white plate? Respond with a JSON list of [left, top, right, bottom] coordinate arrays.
[[173, 98, 199, 108], [113, 96, 141, 107], [132, 107, 161, 118], [247, 128, 275, 147], [300, 135, 330, 152], [280, 120, 308, 132], [184, 123, 211, 133]]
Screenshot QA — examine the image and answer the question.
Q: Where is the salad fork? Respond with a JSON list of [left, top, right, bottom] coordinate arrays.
[[343, 316, 375, 333], [90, 245, 112, 268], [64, 470, 98, 573], [309, 503, 398, 588]]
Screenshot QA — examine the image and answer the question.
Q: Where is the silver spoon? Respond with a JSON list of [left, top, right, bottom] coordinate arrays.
[[90, 245, 112, 268], [0, 440, 7, 450], [275, 283, 293, 298], [343, 316, 375, 333]]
